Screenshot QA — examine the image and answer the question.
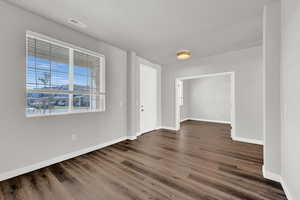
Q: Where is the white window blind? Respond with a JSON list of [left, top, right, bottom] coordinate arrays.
[[26, 31, 105, 117]]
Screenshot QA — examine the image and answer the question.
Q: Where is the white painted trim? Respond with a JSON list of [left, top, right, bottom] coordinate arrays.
[[230, 72, 236, 139], [26, 109, 104, 118], [281, 178, 294, 200], [262, 166, 281, 182], [262, 5, 267, 163], [232, 136, 263, 145], [178, 71, 234, 81], [127, 136, 137, 140], [138, 57, 162, 71], [175, 79, 181, 130], [175, 72, 236, 138], [185, 118, 262, 146], [262, 166, 294, 200], [138, 126, 163, 136], [180, 118, 189, 122], [188, 118, 231, 124], [159, 126, 179, 131], [0, 136, 127, 182]]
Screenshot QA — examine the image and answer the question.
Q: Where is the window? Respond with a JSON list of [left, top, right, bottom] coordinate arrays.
[[26, 31, 105, 117]]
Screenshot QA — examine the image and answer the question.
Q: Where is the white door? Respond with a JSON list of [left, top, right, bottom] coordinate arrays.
[[140, 64, 157, 135]]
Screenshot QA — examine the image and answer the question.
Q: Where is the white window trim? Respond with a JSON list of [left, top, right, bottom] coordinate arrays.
[[26, 31, 106, 117]]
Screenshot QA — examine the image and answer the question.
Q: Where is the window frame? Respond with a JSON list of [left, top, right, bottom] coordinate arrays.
[[25, 31, 106, 117]]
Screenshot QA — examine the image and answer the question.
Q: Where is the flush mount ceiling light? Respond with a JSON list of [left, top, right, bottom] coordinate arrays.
[[176, 50, 192, 60], [68, 18, 87, 28]]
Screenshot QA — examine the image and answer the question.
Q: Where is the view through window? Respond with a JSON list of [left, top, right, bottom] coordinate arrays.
[[26, 32, 105, 117]]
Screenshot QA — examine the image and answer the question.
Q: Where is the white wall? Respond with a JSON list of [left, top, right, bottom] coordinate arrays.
[[262, 1, 282, 179], [162, 46, 263, 141], [187, 75, 231, 122], [0, 1, 127, 177], [281, 0, 300, 199], [127, 51, 139, 138]]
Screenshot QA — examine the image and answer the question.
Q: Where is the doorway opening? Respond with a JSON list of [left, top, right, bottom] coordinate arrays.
[[175, 72, 236, 138]]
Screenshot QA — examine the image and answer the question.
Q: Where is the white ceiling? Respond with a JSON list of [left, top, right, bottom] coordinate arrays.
[[6, 0, 274, 65]]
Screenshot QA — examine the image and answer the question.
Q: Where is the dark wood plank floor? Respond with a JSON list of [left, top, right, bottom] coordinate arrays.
[[0, 120, 287, 200]]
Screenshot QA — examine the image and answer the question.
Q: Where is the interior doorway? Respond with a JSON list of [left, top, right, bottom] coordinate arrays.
[[175, 72, 236, 138], [139, 64, 158, 135]]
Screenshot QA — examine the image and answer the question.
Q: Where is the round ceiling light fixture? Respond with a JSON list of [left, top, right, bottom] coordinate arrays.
[[176, 50, 192, 60]]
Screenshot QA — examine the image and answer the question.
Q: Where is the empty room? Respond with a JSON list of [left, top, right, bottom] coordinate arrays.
[[178, 73, 233, 128], [0, 0, 298, 199]]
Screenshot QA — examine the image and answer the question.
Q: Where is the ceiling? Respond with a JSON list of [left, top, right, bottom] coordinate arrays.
[[6, 0, 274, 65]]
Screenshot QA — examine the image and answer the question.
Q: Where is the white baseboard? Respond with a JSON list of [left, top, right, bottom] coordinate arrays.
[[262, 166, 281, 182], [187, 118, 263, 145], [127, 135, 137, 140], [180, 118, 189, 122], [188, 118, 231, 124], [232, 136, 263, 145], [281, 178, 294, 200], [262, 166, 294, 200], [138, 127, 161, 136], [159, 126, 179, 131], [0, 136, 128, 182]]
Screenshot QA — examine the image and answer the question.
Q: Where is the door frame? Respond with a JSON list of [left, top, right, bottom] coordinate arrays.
[[137, 57, 162, 136], [175, 72, 236, 138]]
